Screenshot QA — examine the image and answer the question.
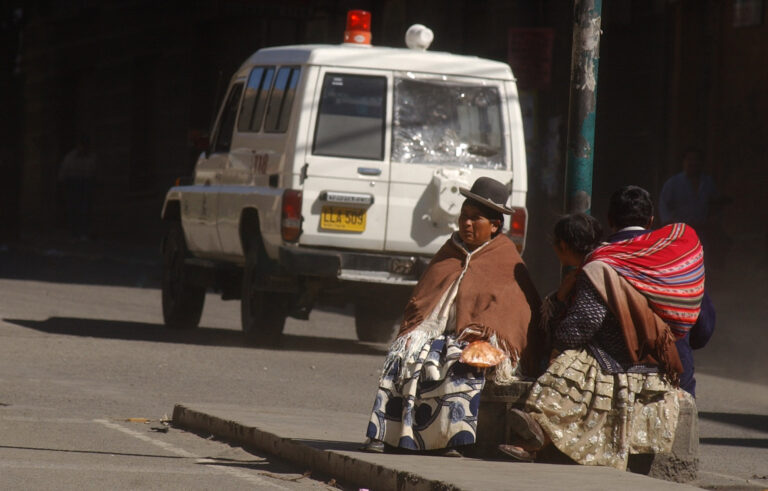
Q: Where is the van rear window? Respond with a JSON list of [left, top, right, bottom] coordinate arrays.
[[313, 74, 386, 161], [392, 78, 505, 169]]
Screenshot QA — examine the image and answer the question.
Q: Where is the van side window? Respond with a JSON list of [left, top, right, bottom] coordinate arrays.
[[264, 67, 301, 133], [313, 73, 386, 160], [238, 66, 275, 132], [212, 82, 244, 153]]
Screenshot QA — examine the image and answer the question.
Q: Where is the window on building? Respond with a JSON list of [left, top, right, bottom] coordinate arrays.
[[264, 67, 301, 133], [313, 73, 386, 160], [212, 82, 244, 154], [238, 67, 275, 132]]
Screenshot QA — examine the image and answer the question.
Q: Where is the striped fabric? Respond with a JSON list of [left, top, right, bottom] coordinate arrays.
[[586, 223, 704, 338]]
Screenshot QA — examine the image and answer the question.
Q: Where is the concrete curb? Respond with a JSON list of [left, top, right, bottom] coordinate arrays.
[[172, 403, 704, 491], [172, 403, 459, 491]]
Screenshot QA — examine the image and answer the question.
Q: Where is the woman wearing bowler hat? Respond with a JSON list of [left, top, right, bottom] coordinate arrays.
[[362, 176, 544, 456]]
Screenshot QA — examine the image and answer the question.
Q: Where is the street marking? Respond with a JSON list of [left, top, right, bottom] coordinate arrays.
[[0, 460, 209, 474], [0, 416, 93, 424], [94, 419, 289, 489], [94, 419, 196, 458]]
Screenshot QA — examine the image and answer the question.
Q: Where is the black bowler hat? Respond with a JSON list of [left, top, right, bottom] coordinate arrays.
[[459, 177, 513, 215]]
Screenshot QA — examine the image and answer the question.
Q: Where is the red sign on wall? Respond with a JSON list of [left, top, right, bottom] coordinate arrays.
[[508, 28, 555, 90]]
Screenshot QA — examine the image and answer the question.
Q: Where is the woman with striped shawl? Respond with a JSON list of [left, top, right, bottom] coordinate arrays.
[[500, 205, 700, 470]]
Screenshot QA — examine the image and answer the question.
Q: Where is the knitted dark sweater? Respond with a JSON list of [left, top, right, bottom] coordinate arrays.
[[549, 274, 658, 374]]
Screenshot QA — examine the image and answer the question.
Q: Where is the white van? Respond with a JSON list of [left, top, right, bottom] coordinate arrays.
[[160, 15, 529, 344]]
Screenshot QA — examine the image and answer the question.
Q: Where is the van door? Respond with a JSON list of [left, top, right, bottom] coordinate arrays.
[[183, 81, 244, 255], [300, 69, 391, 251], [386, 74, 514, 254]]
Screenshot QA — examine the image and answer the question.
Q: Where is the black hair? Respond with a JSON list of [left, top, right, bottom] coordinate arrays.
[[462, 198, 504, 237], [553, 213, 603, 256], [607, 185, 653, 229]]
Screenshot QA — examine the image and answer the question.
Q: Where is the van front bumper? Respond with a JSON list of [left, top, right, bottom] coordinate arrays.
[[278, 246, 430, 286]]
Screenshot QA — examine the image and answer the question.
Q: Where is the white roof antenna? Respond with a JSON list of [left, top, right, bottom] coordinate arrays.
[[405, 24, 434, 51]]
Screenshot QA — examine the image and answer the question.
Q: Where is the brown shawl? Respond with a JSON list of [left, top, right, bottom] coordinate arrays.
[[399, 233, 544, 375], [582, 261, 683, 384]]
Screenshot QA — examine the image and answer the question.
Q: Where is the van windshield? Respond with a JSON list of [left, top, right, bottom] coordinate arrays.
[[392, 77, 505, 169]]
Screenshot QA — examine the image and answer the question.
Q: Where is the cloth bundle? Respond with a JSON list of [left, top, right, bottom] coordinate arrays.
[[586, 223, 704, 338]]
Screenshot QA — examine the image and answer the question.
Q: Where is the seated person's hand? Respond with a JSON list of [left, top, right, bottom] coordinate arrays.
[[555, 269, 578, 302]]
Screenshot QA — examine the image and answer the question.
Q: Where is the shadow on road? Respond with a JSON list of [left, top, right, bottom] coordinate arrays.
[[699, 411, 768, 433], [699, 437, 768, 449], [0, 246, 160, 289], [2, 317, 388, 356]]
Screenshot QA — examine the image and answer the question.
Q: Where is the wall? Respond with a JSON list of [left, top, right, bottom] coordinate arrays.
[[7, 0, 767, 275]]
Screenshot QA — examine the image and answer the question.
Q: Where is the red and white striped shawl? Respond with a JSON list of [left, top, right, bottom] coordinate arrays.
[[585, 223, 705, 338]]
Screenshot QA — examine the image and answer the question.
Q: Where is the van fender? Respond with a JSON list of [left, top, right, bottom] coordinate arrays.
[[161, 189, 183, 220]]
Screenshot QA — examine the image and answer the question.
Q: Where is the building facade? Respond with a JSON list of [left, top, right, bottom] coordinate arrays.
[[2, 0, 765, 278]]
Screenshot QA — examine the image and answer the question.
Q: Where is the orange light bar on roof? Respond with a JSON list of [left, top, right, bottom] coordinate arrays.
[[344, 10, 372, 45]]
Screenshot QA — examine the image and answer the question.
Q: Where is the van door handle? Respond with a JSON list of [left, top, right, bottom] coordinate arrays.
[[357, 167, 381, 176]]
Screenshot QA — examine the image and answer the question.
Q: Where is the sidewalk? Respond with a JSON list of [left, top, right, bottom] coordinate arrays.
[[172, 403, 703, 491]]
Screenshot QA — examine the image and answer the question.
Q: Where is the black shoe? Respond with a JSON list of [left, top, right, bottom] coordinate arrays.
[[361, 439, 385, 453], [507, 409, 547, 451], [498, 444, 536, 462]]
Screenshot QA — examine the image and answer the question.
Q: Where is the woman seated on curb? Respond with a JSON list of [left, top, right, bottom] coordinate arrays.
[[500, 213, 699, 470], [362, 177, 543, 457]]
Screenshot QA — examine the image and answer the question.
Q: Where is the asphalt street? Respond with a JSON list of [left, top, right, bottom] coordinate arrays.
[[0, 242, 376, 490], [0, 237, 766, 489]]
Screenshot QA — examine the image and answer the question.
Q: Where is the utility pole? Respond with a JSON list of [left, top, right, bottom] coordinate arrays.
[[564, 0, 603, 214]]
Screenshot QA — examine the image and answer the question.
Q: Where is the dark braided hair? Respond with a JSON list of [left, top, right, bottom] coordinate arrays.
[[553, 213, 603, 256], [607, 185, 653, 229]]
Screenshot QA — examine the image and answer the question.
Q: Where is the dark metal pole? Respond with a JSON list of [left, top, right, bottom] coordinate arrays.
[[564, 0, 603, 214]]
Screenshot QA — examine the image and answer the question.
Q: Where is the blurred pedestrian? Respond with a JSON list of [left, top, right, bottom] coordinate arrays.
[[659, 148, 731, 267], [659, 148, 715, 229], [58, 134, 96, 240]]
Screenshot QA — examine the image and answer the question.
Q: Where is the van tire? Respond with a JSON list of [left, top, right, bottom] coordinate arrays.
[[241, 240, 288, 345], [354, 300, 401, 343], [161, 222, 205, 329]]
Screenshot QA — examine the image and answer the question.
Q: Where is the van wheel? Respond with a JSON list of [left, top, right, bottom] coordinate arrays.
[[161, 222, 205, 329], [241, 247, 288, 345], [354, 300, 401, 343]]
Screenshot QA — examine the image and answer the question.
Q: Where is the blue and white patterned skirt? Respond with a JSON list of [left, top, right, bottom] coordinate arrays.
[[365, 335, 485, 451]]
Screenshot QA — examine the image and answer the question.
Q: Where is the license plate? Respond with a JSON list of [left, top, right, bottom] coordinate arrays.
[[320, 206, 366, 232]]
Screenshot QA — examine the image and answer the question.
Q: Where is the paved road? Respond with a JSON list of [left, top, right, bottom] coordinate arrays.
[[0, 240, 766, 489], [0, 244, 379, 490]]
